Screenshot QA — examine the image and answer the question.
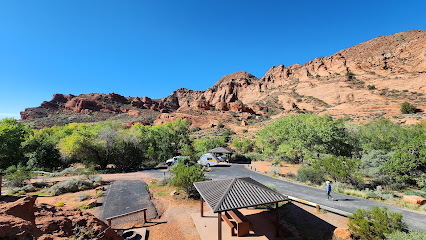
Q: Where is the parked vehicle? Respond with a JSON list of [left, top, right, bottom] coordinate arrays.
[[165, 156, 189, 166], [198, 153, 220, 167]]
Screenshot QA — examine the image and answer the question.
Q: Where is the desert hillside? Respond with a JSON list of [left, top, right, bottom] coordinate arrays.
[[20, 30, 426, 129]]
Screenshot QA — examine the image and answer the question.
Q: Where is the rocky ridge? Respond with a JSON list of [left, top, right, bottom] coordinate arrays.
[[20, 30, 426, 128]]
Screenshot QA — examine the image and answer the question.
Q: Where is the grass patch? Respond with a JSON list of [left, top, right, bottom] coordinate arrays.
[[76, 203, 94, 210]]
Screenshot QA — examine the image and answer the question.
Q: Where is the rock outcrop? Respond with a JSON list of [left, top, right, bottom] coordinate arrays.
[[0, 196, 121, 240], [20, 30, 426, 127]]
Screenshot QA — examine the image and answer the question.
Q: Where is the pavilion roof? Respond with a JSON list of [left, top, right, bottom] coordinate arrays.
[[209, 147, 234, 154], [193, 177, 288, 213]]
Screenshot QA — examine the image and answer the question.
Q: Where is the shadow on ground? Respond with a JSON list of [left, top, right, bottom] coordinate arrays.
[[278, 202, 336, 240]]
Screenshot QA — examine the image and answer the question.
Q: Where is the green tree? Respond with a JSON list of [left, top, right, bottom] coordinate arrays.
[[22, 128, 64, 170], [382, 134, 426, 186], [0, 118, 30, 169], [171, 162, 206, 197], [313, 155, 361, 183], [348, 206, 405, 240], [256, 114, 355, 163]]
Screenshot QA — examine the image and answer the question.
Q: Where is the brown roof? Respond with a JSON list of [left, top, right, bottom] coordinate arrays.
[[193, 177, 288, 213], [209, 147, 234, 154]]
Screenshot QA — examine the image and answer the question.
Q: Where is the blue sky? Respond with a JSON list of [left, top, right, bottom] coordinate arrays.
[[1, 0, 425, 119]]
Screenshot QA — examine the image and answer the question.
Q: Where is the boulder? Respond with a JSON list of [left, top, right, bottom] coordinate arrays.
[[333, 228, 351, 240], [142, 96, 152, 104], [86, 199, 97, 208], [108, 93, 129, 104], [127, 110, 141, 116], [403, 195, 426, 205]]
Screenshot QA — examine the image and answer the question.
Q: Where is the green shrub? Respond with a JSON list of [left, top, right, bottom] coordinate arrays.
[[360, 150, 393, 178], [78, 192, 90, 201], [367, 85, 376, 90], [4, 165, 36, 188], [171, 163, 206, 197], [404, 190, 426, 199], [348, 206, 405, 240], [313, 155, 361, 184], [385, 230, 426, 240], [10, 184, 36, 194], [296, 166, 325, 185], [158, 175, 173, 186], [49, 176, 101, 196], [400, 102, 415, 114]]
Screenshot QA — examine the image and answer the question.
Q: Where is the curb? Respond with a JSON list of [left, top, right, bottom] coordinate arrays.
[[287, 195, 350, 217]]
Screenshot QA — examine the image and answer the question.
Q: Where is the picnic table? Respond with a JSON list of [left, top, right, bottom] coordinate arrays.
[[222, 209, 253, 237]]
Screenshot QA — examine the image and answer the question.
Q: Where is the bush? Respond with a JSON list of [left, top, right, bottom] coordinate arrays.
[[171, 163, 206, 197], [57, 201, 65, 207], [49, 176, 101, 196], [9, 184, 36, 194], [400, 101, 415, 114], [78, 192, 90, 201], [385, 230, 426, 240], [348, 206, 405, 240], [313, 156, 361, 184], [404, 190, 426, 199], [4, 165, 36, 188], [296, 166, 325, 185], [158, 175, 173, 186], [367, 85, 376, 90]]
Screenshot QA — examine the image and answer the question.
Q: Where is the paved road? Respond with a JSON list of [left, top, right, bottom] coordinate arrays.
[[204, 164, 426, 231], [99, 180, 157, 227]]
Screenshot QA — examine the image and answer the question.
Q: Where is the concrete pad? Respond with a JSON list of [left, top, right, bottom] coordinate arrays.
[[192, 208, 286, 240]]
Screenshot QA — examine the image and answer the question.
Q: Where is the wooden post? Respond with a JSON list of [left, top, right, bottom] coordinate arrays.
[[143, 209, 147, 222], [0, 173, 2, 196], [200, 197, 204, 217], [107, 219, 111, 226], [218, 212, 222, 240], [275, 202, 279, 237], [316, 204, 320, 212]]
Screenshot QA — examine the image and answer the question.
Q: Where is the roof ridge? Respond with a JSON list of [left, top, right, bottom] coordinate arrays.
[[213, 178, 237, 212], [238, 177, 284, 197]]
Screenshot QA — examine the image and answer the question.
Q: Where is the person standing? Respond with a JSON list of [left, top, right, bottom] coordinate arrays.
[[326, 181, 333, 200]]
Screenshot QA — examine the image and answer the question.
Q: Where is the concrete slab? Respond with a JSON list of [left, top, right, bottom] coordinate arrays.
[[192, 208, 286, 240]]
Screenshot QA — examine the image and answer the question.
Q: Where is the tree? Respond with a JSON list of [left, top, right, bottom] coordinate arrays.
[[313, 155, 361, 184], [382, 134, 426, 186], [400, 101, 415, 114], [0, 118, 30, 169], [22, 128, 64, 170], [255, 114, 355, 163], [171, 162, 206, 197], [348, 206, 405, 240]]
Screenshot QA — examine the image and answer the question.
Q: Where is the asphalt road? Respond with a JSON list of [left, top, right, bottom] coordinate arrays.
[[99, 180, 157, 227], [204, 164, 426, 231]]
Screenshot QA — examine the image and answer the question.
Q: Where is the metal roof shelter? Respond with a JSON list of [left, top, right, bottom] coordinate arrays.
[[209, 147, 234, 162], [209, 147, 234, 154], [194, 177, 289, 239]]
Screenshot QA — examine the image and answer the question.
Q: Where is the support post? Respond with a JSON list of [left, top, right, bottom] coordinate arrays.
[[143, 209, 147, 222], [107, 219, 111, 226], [316, 204, 320, 212], [275, 202, 279, 237], [200, 197, 204, 217], [0, 173, 2, 196], [218, 212, 222, 240]]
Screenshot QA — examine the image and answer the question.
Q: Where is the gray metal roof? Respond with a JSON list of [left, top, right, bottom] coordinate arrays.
[[194, 177, 288, 213], [209, 147, 234, 154]]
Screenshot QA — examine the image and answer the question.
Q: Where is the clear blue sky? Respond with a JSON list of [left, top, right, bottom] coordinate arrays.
[[1, 0, 425, 119]]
